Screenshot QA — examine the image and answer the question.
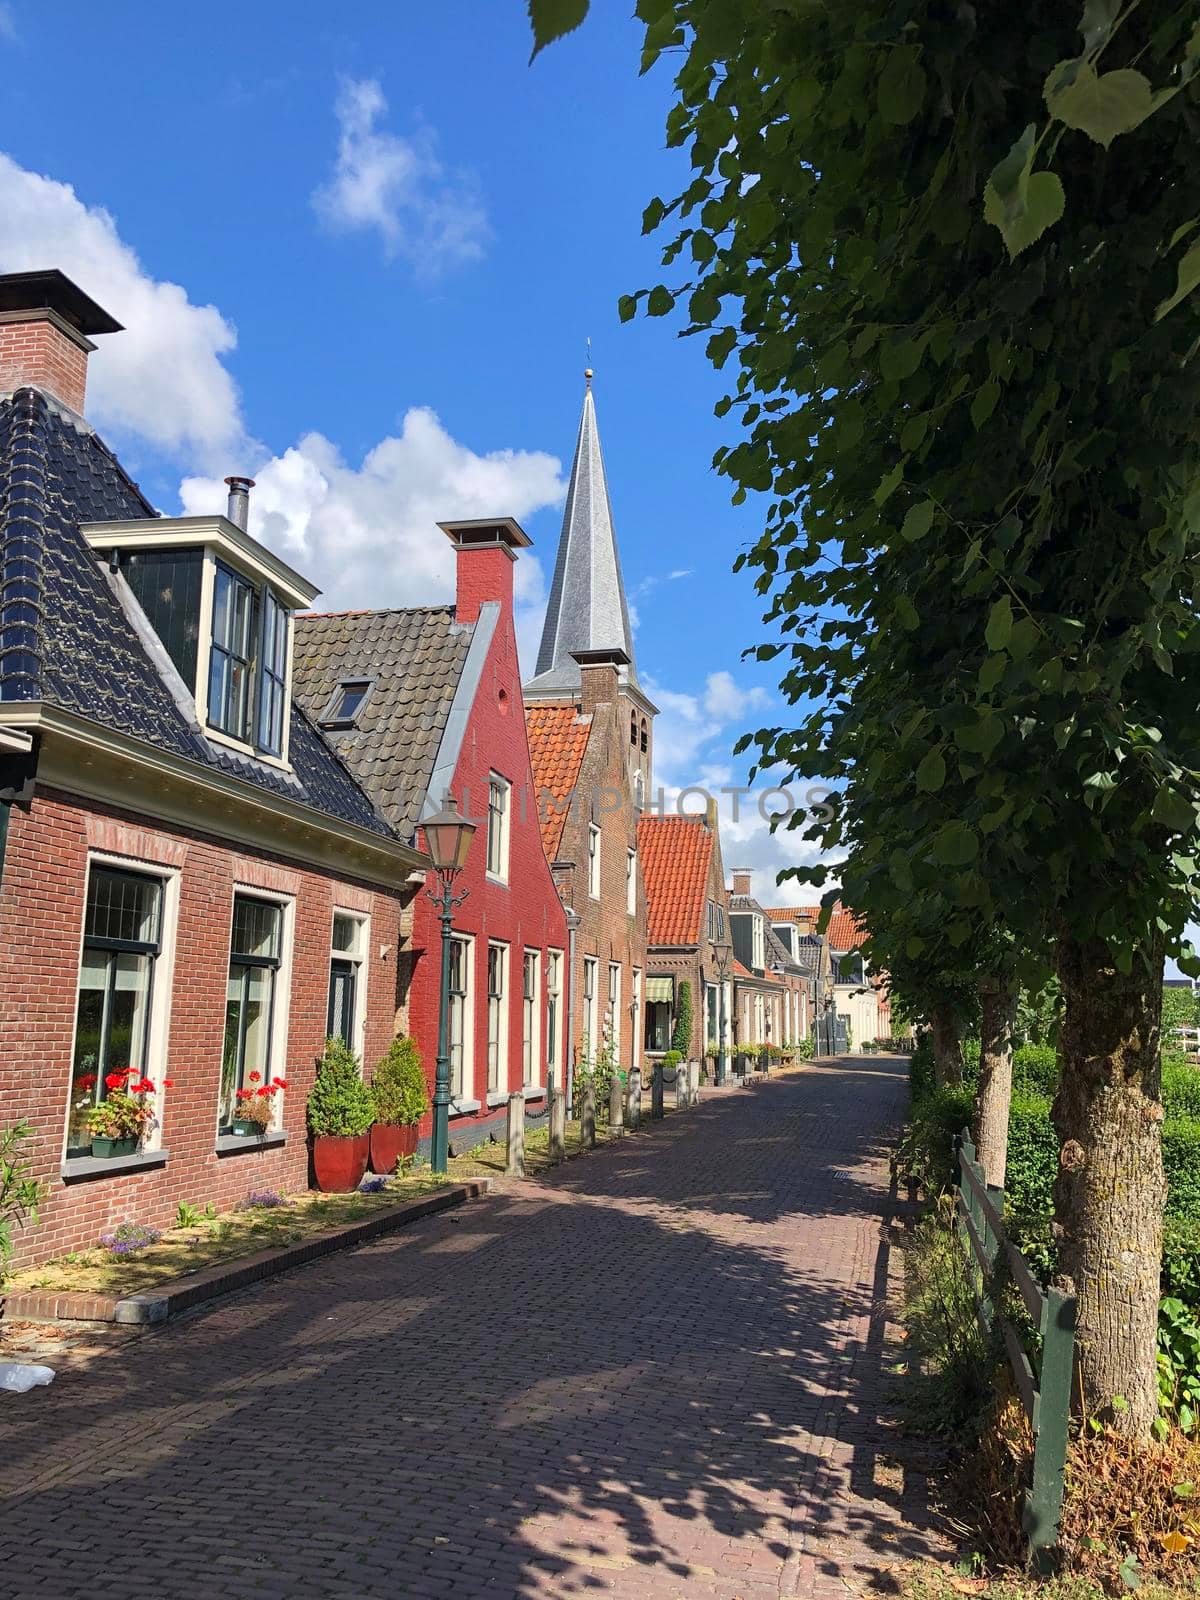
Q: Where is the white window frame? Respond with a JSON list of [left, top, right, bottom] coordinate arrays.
[[328, 908, 369, 1064], [196, 550, 296, 772], [752, 915, 765, 970], [582, 956, 599, 1057], [448, 933, 476, 1110], [486, 774, 511, 883], [587, 824, 601, 900], [522, 949, 541, 1090], [486, 940, 509, 1099], [607, 962, 622, 1061], [221, 886, 295, 1133], [631, 967, 642, 1073], [64, 853, 182, 1160], [546, 948, 563, 1083], [626, 849, 637, 916]]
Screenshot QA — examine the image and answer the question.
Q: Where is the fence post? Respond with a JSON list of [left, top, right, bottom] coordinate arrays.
[[549, 1085, 566, 1161], [506, 1091, 525, 1177], [675, 1064, 688, 1112], [627, 1067, 642, 1130], [581, 1081, 596, 1148], [609, 1076, 624, 1138], [1025, 1287, 1076, 1571], [689, 1059, 700, 1106], [651, 1063, 664, 1119]]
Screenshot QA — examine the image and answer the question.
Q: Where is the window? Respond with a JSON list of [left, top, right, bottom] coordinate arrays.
[[487, 943, 507, 1093], [607, 963, 621, 1059], [523, 950, 540, 1087], [448, 936, 474, 1102], [706, 983, 719, 1049], [221, 895, 284, 1130], [752, 915, 766, 971], [582, 957, 598, 1055], [640, 718, 648, 753], [321, 678, 373, 729], [631, 968, 642, 1070], [258, 591, 288, 755], [487, 775, 510, 880], [208, 562, 257, 741], [630, 711, 638, 746], [626, 849, 637, 916], [327, 911, 367, 1053], [706, 900, 725, 943], [546, 949, 562, 1079], [645, 999, 671, 1053], [588, 824, 601, 899], [69, 867, 164, 1155], [634, 769, 645, 811], [124, 547, 204, 684]]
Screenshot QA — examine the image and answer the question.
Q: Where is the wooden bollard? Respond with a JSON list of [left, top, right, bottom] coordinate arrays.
[[651, 1064, 664, 1119], [549, 1087, 566, 1160], [626, 1067, 642, 1130], [506, 1090, 525, 1177], [581, 1081, 596, 1148], [609, 1076, 624, 1137]]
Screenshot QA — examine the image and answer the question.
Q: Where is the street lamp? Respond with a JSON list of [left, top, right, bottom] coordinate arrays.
[[422, 798, 477, 1174], [713, 942, 732, 1086]]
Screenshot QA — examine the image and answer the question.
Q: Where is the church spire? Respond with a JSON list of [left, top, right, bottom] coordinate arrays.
[[525, 372, 641, 698]]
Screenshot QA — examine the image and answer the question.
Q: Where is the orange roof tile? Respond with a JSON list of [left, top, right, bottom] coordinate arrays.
[[765, 906, 821, 926], [637, 813, 714, 947], [525, 705, 590, 860], [732, 956, 783, 986], [826, 903, 867, 952]]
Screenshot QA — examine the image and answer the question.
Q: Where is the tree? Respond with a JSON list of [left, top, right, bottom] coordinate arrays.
[[529, 0, 1200, 1436], [672, 979, 694, 1055]]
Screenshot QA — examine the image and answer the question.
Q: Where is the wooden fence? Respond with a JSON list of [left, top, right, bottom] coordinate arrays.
[[954, 1130, 1077, 1570]]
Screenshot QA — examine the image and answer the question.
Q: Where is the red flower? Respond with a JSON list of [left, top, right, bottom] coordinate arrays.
[[76, 1073, 97, 1091], [104, 1072, 125, 1090], [272, 1078, 288, 1091], [248, 1071, 262, 1083], [133, 1079, 155, 1094], [121, 1067, 136, 1078], [162, 1079, 175, 1089], [235, 1088, 253, 1102], [256, 1086, 271, 1097]]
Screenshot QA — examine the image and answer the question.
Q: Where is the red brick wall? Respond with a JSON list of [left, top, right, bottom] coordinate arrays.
[[0, 787, 410, 1267], [406, 554, 569, 1137], [0, 320, 89, 413]]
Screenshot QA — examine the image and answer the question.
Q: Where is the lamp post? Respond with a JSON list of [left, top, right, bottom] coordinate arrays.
[[714, 942, 732, 1086], [422, 798, 477, 1174]]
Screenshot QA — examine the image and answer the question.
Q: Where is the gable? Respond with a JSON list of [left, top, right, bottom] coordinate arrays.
[[525, 703, 590, 860], [637, 813, 714, 947]]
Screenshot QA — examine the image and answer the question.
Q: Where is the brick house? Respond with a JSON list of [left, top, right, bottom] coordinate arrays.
[[728, 870, 815, 1060], [0, 272, 426, 1265], [636, 809, 733, 1077], [292, 520, 569, 1149], [524, 376, 651, 1093]]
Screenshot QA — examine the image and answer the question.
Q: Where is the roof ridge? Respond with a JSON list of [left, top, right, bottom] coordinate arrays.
[[299, 604, 456, 620]]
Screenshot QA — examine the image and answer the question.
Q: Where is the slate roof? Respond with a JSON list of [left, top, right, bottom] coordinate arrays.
[[292, 607, 473, 842], [526, 379, 641, 699], [637, 813, 714, 947], [524, 703, 590, 860], [0, 387, 389, 836]]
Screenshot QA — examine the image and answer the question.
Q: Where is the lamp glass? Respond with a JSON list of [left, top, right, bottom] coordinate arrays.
[[423, 804, 476, 873]]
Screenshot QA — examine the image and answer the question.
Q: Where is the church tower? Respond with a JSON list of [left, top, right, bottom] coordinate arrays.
[[524, 371, 656, 804]]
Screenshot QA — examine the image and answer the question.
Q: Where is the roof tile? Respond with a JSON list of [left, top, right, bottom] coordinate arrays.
[[637, 813, 713, 947], [525, 704, 590, 859]]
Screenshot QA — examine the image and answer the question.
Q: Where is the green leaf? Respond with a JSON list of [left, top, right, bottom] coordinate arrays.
[[642, 197, 666, 234], [527, 0, 589, 60], [878, 45, 926, 126], [874, 461, 905, 507], [985, 596, 1014, 650], [1045, 59, 1157, 148], [881, 336, 924, 382], [1155, 240, 1200, 322], [956, 712, 1004, 757], [979, 653, 1007, 693], [971, 378, 1001, 429], [894, 594, 920, 632], [890, 851, 913, 892], [1010, 617, 1041, 658], [915, 749, 945, 792], [906, 936, 925, 959], [900, 501, 936, 542], [1079, 0, 1119, 53], [932, 822, 979, 866], [1152, 786, 1197, 832], [646, 285, 675, 317], [617, 294, 639, 324], [984, 126, 1065, 258]]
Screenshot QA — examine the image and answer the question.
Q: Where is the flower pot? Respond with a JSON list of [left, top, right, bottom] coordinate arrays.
[[369, 1122, 419, 1174], [90, 1136, 137, 1159], [231, 1118, 266, 1137], [312, 1132, 370, 1193]]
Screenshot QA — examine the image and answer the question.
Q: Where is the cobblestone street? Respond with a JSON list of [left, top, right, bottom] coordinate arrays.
[[0, 1058, 945, 1599]]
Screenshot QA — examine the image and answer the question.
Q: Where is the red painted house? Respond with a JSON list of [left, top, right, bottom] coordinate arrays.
[[293, 520, 568, 1149], [0, 272, 426, 1266]]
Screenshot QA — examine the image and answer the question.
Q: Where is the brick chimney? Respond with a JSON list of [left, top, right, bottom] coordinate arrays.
[[730, 868, 753, 897], [572, 647, 629, 716], [438, 517, 531, 627], [0, 270, 122, 415]]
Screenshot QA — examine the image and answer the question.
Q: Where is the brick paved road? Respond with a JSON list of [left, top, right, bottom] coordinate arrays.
[[0, 1057, 945, 1599]]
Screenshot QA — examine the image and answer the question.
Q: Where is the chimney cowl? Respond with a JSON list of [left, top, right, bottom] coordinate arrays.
[[224, 476, 255, 532]]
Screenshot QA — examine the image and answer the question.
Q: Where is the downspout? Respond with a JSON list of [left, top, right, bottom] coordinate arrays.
[[564, 907, 580, 1118]]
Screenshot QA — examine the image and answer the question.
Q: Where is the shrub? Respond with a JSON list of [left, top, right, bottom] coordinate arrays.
[[909, 1034, 935, 1103], [1164, 1060, 1200, 1119], [961, 1037, 981, 1083], [896, 1085, 973, 1193], [0, 1122, 42, 1280], [1004, 1094, 1059, 1222], [1164, 1116, 1200, 1221], [1164, 1218, 1200, 1312], [795, 1037, 815, 1060], [671, 981, 693, 1055], [1012, 1043, 1057, 1097], [371, 1036, 427, 1127], [307, 1038, 374, 1138], [902, 1196, 991, 1434], [661, 1049, 682, 1070]]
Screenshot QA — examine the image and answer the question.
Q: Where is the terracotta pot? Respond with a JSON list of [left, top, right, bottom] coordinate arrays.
[[311, 1133, 370, 1193], [369, 1122, 419, 1174]]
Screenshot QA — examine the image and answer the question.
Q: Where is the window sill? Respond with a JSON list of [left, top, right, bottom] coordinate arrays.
[[522, 1085, 546, 1102], [62, 1147, 169, 1183], [485, 1089, 515, 1108], [485, 872, 509, 888], [216, 1130, 287, 1157], [449, 1098, 481, 1117]]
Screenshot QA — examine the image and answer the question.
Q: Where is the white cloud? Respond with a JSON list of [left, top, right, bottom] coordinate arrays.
[[312, 77, 487, 270], [180, 406, 564, 615], [703, 669, 768, 723], [0, 152, 243, 463]]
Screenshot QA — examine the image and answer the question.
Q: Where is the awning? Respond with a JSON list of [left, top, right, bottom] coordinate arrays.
[[645, 977, 674, 1003]]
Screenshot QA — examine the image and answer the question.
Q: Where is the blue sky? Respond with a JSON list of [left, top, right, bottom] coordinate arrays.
[[0, 0, 825, 902]]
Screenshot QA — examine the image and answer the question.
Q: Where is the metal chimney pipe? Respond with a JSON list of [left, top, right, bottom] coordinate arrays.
[[223, 475, 255, 531]]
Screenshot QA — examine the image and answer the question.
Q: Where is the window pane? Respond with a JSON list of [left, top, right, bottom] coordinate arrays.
[[232, 576, 255, 657], [212, 566, 233, 649], [109, 952, 152, 1074], [222, 963, 274, 1125], [231, 896, 281, 960], [85, 869, 161, 946], [328, 960, 355, 1046], [336, 682, 369, 720], [332, 913, 358, 954], [69, 952, 108, 1147], [208, 646, 230, 730]]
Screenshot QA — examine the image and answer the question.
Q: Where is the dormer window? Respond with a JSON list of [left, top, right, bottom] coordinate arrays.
[[209, 564, 256, 741], [320, 678, 373, 730]]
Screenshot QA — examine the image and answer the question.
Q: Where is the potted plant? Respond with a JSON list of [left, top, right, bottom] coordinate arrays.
[[85, 1069, 157, 1157], [231, 1072, 286, 1136], [368, 1036, 427, 1173], [307, 1038, 374, 1192]]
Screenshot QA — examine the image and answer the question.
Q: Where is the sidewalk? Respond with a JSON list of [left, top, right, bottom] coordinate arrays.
[[0, 1056, 945, 1599]]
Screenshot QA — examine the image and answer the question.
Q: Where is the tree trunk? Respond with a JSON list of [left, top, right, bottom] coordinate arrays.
[[1052, 931, 1165, 1438], [974, 976, 1017, 1190], [931, 1004, 963, 1087]]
